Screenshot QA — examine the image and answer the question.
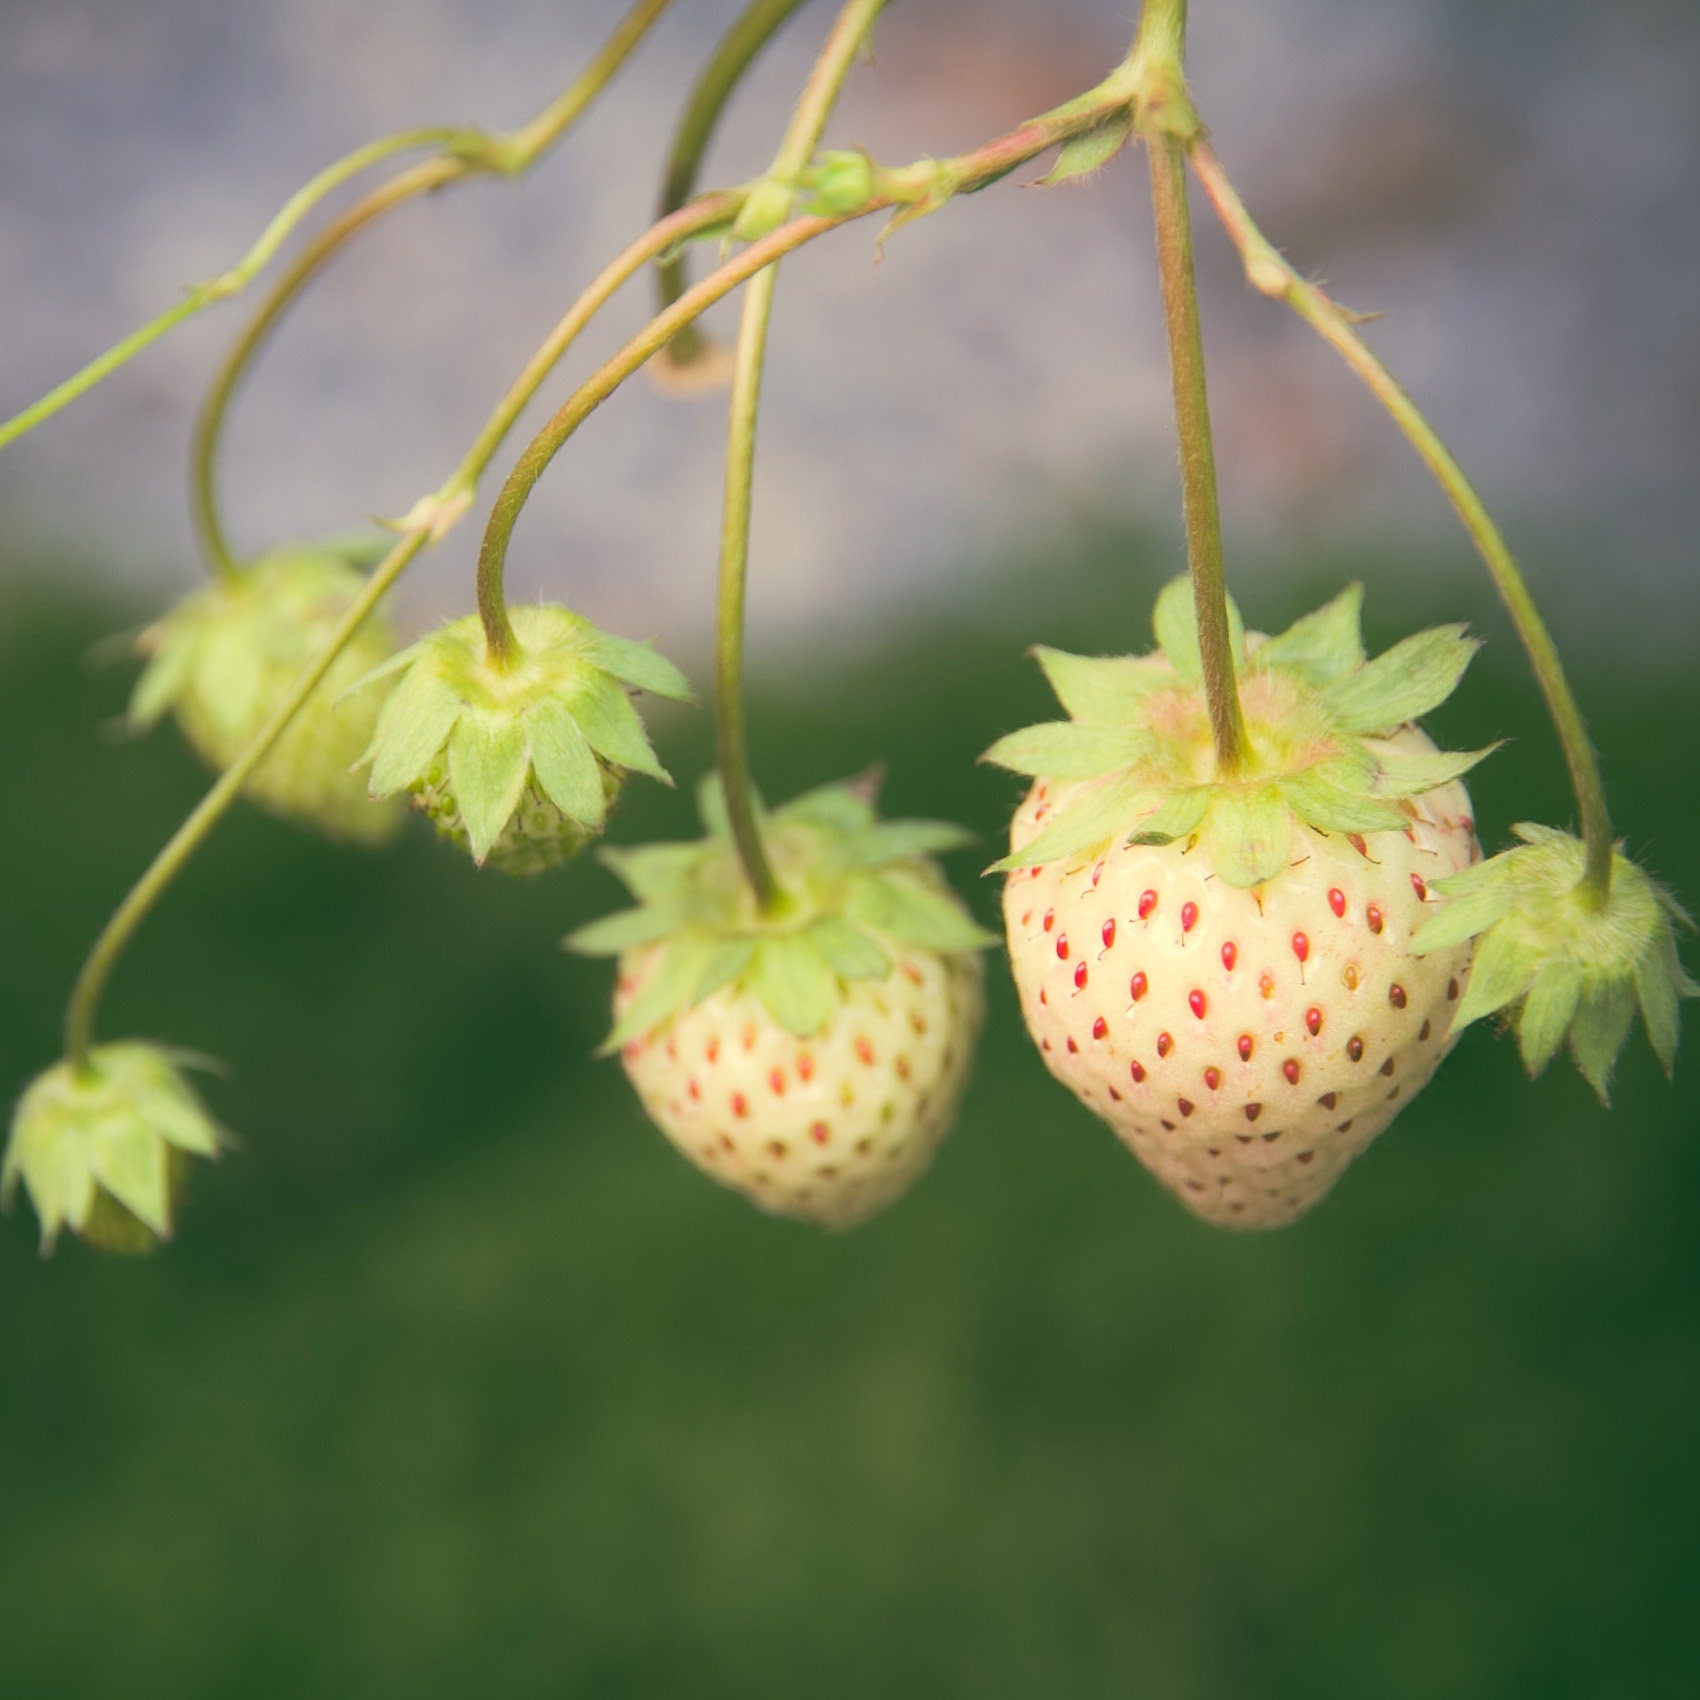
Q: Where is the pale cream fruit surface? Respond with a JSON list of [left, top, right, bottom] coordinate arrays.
[[616, 949, 985, 1230], [1003, 728, 1480, 1229]]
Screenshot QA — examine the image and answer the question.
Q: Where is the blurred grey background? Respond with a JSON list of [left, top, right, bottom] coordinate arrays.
[[1, 0, 1697, 655]]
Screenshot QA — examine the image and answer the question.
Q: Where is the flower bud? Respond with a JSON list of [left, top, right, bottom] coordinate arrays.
[[801, 149, 876, 216]]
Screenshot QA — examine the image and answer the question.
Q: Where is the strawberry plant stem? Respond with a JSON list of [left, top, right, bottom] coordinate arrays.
[[68, 70, 1145, 1061], [655, 0, 817, 377], [1188, 139, 1616, 902], [1132, 0, 1247, 777], [0, 126, 474, 456], [65, 190, 740, 1065], [188, 0, 679, 584], [480, 20, 1132, 667], [714, 0, 889, 914]]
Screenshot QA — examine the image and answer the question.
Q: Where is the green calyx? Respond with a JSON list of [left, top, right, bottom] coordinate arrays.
[[2, 1042, 225, 1254], [568, 776, 993, 1052], [129, 540, 402, 844], [1412, 825, 1697, 1102], [356, 604, 691, 874], [983, 577, 1493, 886]]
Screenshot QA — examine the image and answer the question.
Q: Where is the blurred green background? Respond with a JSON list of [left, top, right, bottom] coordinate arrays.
[[1, 533, 1697, 1697]]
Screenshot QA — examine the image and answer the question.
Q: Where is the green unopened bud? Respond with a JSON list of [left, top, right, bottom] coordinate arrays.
[[732, 174, 797, 244], [356, 605, 692, 875], [801, 149, 877, 216], [3, 1043, 225, 1254], [130, 542, 403, 844]]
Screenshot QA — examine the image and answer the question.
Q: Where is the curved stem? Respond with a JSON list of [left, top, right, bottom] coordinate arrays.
[[69, 190, 739, 1063], [508, 0, 679, 160], [190, 156, 459, 580], [711, 0, 888, 910], [0, 126, 477, 455], [1188, 139, 1615, 900], [68, 69, 1143, 1060], [65, 526, 429, 1065], [476, 69, 1143, 628], [655, 0, 816, 375], [187, 0, 679, 582], [1133, 0, 1245, 774]]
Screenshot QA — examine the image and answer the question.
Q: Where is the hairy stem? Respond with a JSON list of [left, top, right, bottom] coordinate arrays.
[[67, 66, 1143, 1058], [189, 157, 457, 580], [0, 127, 480, 455], [477, 30, 1126, 667], [67, 190, 739, 1062], [65, 526, 428, 1067], [1133, 0, 1245, 774], [717, 276, 786, 911], [714, 0, 889, 912], [655, 0, 816, 377], [1189, 139, 1614, 899], [187, 0, 678, 582]]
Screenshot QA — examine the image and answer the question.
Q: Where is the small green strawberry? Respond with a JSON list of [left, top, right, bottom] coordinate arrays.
[[987, 578, 1492, 1228], [570, 777, 991, 1228], [130, 541, 402, 843], [357, 604, 691, 875], [3, 1043, 225, 1254], [1413, 825, 1695, 1099]]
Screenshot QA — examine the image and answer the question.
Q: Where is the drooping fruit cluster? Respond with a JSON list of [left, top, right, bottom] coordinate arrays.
[[129, 542, 402, 843], [358, 604, 690, 874], [3, 1042, 224, 1253], [989, 579, 1488, 1228], [571, 779, 990, 1228]]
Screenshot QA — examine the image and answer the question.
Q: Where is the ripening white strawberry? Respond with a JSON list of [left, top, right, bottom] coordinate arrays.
[[129, 542, 402, 844], [987, 579, 1489, 1229], [571, 778, 989, 1229]]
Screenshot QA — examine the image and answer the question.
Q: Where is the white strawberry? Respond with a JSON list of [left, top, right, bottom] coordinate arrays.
[[571, 779, 989, 1229], [987, 579, 1488, 1229], [129, 542, 402, 844]]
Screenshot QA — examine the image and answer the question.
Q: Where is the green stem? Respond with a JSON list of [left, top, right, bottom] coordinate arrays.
[[68, 68, 1143, 1061], [475, 68, 1144, 636], [712, 0, 888, 912], [717, 274, 786, 911], [1188, 138, 1615, 900], [509, 0, 679, 158], [187, 0, 679, 582], [0, 127, 478, 455], [65, 525, 429, 1066], [655, 0, 816, 377], [1132, 1, 1245, 775], [67, 189, 739, 1063], [190, 157, 460, 581]]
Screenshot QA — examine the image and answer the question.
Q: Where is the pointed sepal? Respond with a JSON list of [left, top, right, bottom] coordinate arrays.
[[127, 542, 404, 844], [988, 580, 1487, 887], [3, 1042, 226, 1255], [573, 778, 990, 1048], [1413, 826, 1696, 1102], [356, 603, 689, 876]]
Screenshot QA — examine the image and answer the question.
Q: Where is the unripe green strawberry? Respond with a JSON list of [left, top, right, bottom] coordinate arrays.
[[3, 1042, 225, 1254], [358, 605, 690, 874], [1413, 825, 1696, 1100], [571, 778, 991, 1228], [129, 542, 402, 844], [988, 579, 1491, 1229]]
